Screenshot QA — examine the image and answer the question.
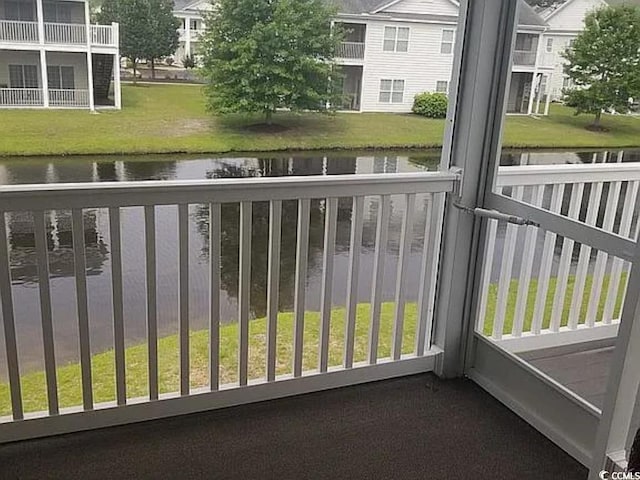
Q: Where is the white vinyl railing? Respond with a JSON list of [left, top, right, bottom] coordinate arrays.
[[478, 158, 640, 346], [90, 24, 116, 46], [44, 22, 86, 44], [513, 50, 537, 66], [0, 88, 43, 106], [337, 42, 365, 59], [0, 172, 454, 441], [0, 20, 38, 42], [49, 89, 90, 107]]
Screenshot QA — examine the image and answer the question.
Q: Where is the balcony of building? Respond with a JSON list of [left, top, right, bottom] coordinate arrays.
[[335, 22, 366, 61], [0, 0, 117, 48]]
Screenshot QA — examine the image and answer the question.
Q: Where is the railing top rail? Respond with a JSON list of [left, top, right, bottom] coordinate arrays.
[[43, 21, 85, 27], [497, 163, 640, 186], [0, 19, 38, 24], [0, 171, 456, 211]]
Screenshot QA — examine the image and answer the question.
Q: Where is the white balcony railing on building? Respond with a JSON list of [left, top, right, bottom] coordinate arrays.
[[0, 88, 43, 106], [513, 50, 537, 67], [478, 159, 640, 349], [44, 22, 86, 44], [49, 89, 90, 107], [0, 20, 39, 42], [337, 42, 365, 59], [90, 24, 116, 47], [0, 171, 454, 441]]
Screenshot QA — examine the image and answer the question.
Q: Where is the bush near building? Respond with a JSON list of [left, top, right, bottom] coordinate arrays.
[[412, 92, 448, 118]]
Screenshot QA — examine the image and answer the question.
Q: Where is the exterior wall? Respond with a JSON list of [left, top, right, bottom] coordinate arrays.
[[542, 33, 577, 100], [358, 18, 456, 113], [383, 0, 459, 16], [46, 51, 88, 88], [0, 50, 40, 87], [545, 0, 607, 32]]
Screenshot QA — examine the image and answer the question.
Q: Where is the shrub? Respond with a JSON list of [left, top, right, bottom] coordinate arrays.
[[182, 55, 196, 69], [165, 57, 175, 66], [412, 92, 448, 118]]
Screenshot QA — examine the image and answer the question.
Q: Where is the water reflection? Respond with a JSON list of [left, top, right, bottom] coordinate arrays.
[[1, 148, 638, 377]]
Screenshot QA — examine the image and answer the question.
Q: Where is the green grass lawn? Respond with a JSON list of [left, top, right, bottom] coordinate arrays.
[[1, 83, 639, 156], [0, 269, 626, 416]]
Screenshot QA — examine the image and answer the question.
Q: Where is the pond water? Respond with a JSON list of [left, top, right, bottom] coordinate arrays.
[[1, 148, 639, 377]]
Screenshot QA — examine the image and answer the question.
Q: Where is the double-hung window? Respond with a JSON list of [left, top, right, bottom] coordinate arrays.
[[440, 29, 454, 54], [383, 26, 409, 52], [546, 37, 554, 53], [436, 81, 449, 93], [47, 66, 75, 90], [9, 65, 39, 89], [379, 79, 405, 103]]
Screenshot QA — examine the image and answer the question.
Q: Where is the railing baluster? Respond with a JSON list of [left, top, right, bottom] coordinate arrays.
[[368, 195, 391, 364], [319, 198, 338, 373], [72, 208, 93, 410], [144, 206, 158, 400], [550, 183, 585, 332], [293, 199, 310, 377], [568, 182, 603, 329], [266, 201, 282, 382], [513, 185, 544, 337], [392, 194, 415, 360], [416, 195, 434, 356], [109, 207, 126, 405], [34, 211, 58, 415], [238, 201, 252, 386], [209, 203, 221, 391], [586, 181, 622, 326], [344, 196, 364, 369], [178, 204, 190, 395], [0, 212, 23, 420], [603, 181, 639, 323], [531, 184, 565, 334], [493, 186, 524, 340]]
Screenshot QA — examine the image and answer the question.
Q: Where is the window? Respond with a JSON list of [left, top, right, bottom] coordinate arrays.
[[5, 1, 34, 21], [546, 38, 553, 53], [47, 66, 75, 90], [181, 18, 186, 29], [562, 76, 573, 89], [383, 26, 409, 52], [379, 79, 404, 103], [568, 38, 576, 48], [9, 65, 39, 89], [441, 29, 455, 54], [43, 2, 73, 23], [190, 19, 198, 30], [436, 81, 448, 93]]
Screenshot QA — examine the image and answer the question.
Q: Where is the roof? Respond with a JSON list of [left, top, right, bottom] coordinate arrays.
[[173, 0, 211, 13], [330, 0, 547, 27], [531, 0, 640, 19]]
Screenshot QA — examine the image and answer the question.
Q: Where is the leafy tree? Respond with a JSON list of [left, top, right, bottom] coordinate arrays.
[[98, 0, 179, 82], [563, 5, 640, 129], [145, 0, 180, 79], [200, 0, 342, 125]]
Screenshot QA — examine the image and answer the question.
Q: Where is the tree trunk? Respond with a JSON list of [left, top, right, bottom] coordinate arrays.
[[132, 59, 137, 86], [592, 110, 602, 128], [151, 59, 155, 80], [265, 109, 273, 126]]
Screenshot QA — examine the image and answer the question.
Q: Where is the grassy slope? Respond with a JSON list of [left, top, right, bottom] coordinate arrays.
[[0, 269, 627, 416], [1, 84, 639, 156]]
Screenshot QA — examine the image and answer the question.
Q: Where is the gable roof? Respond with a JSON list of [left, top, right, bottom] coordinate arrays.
[[330, 0, 547, 27], [174, 0, 212, 13], [532, 0, 640, 20]]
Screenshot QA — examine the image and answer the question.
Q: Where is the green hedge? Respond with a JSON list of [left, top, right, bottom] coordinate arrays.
[[412, 92, 448, 118]]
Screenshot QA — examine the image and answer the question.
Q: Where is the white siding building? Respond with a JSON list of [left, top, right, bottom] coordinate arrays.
[[0, 0, 121, 109], [333, 0, 555, 114], [173, 0, 211, 64]]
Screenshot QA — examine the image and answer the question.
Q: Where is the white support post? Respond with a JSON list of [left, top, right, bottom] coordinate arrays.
[[113, 54, 121, 110], [527, 72, 537, 115], [535, 74, 543, 115], [544, 73, 552, 116], [433, 0, 519, 377], [39, 50, 49, 108], [35, 0, 48, 107], [85, 1, 95, 111], [185, 17, 191, 58]]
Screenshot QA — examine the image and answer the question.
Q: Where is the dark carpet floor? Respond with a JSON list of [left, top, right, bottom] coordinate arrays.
[[0, 374, 587, 480]]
